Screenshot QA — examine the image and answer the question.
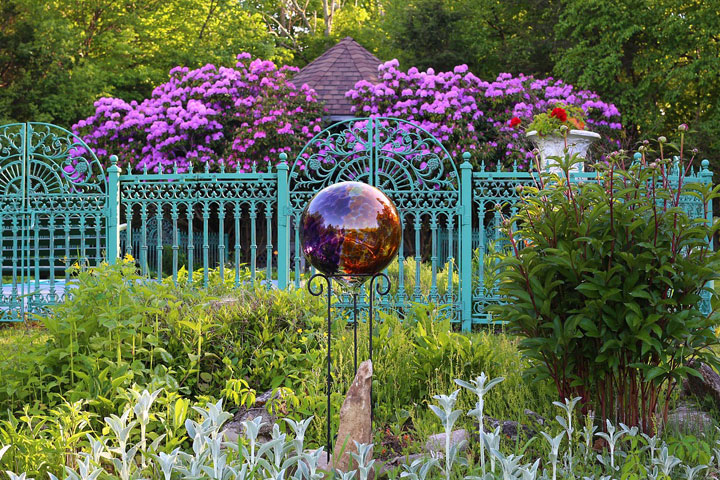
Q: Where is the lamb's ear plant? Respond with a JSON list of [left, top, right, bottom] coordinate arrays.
[[0, 445, 10, 463], [579, 416, 597, 462], [654, 445, 682, 478], [553, 396, 581, 471], [683, 464, 707, 480], [641, 432, 660, 465], [400, 457, 438, 480], [298, 447, 326, 480], [482, 426, 502, 474], [154, 447, 181, 480], [455, 373, 504, 477], [336, 470, 357, 480], [5, 472, 32, 480], [349, 442, 375, 480], [540, 431, 563, 480], [105, 408, 140, 480], [518, 458, 540, 480], [130, 388, 162, 468], [429, 390, 467, 480], [595, 419, 628, 471], [285, 417, 313, 457], [488, 447, 524, 480]]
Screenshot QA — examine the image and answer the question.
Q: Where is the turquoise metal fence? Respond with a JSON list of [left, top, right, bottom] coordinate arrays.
[[0, 123, 110, 321], [118, 163, 278, 288], [0, 119, 714, 329]]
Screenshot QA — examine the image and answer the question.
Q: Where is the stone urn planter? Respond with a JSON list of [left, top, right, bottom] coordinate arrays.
[[526, 129, 601, 174]]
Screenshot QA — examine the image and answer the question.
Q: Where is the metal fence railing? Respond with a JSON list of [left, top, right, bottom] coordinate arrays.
[[1, 120, 714, 328]]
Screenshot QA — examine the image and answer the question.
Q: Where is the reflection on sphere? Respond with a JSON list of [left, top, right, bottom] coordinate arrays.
[[300, 182, 401, 288]]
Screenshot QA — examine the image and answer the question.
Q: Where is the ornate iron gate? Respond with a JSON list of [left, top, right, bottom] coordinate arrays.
[[280, 118, 466, 321], [0, 123, 109, 320]]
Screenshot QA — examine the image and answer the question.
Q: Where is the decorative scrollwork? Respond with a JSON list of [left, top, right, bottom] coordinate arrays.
[[0, 123, 108, 202], [289, 118, 460, 212]]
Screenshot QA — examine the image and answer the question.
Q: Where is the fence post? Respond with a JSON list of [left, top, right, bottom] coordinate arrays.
[[701, 159, 714, 222], [460, 153, 473, 331], [107, 155, 121, 264], [277, 155, 289, 289]]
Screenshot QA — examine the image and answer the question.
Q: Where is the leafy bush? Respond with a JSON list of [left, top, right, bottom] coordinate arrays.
[[72, 54, 326, 173], [494, 134, 720, 433], [0, 259, 553, 448], [347, 62, 623, 170]]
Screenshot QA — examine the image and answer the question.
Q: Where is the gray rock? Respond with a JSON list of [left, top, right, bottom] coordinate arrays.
[[424, 429, 469, 454], [684, 361, 720, 406], [300, 449, 332, 473], [664, 404, 715, 435], [255, 389, 279, 407], [332, 360, 374, 474], [484, 416, 536, 440], [222, 407, 276, 443], [524, 409, 547, 426], [208, 296, 240, 310], [316, 450, 332, 472]]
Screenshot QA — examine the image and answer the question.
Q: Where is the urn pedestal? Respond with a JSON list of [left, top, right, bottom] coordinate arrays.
[[526, 129, 601, 174]]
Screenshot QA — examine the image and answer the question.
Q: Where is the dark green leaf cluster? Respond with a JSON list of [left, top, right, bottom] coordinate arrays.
[[493, 147, 720, 433]]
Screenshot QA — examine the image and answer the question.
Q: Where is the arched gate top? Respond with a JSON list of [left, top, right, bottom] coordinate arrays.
[[0, 122, 107, 201], [288, 117, 460, 207]]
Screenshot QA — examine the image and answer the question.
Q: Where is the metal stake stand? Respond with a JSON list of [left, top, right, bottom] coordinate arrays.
[[307, 271, 391, 457]]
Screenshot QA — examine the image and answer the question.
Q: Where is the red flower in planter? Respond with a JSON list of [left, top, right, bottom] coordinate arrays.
[[509, 117, 522, 128], [550, 107, 567, 122]]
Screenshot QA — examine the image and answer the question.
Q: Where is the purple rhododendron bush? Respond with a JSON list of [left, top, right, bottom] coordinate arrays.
[[347, 60, 623, 170], [73, 53, 326, 173]]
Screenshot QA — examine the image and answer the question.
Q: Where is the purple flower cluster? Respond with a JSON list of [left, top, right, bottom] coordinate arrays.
[[347, 61, 623, 170], [73, 54, 326, 173]]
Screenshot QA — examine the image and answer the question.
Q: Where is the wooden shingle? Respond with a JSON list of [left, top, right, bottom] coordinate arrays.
[[291, 37, 383, 118]]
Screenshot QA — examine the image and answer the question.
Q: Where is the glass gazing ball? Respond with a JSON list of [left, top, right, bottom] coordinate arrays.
[[300, 182, 401, 289]]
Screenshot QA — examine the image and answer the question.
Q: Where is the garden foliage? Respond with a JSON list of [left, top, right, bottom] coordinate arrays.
[[0, 259, 550, 454], [0, 379, 714, 480], [494, 133, 720, 432], [346, 61, 623, 170], [72, 54, 326, 173]]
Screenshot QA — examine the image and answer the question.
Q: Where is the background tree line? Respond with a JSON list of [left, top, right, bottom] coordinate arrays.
[[2, 0, 719, 168]]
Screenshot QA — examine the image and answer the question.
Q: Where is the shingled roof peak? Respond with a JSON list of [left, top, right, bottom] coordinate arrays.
[[291, 37, 383, 117]]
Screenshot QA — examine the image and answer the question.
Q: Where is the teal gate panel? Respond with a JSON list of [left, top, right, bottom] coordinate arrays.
[[0, 123, 109, 321], [118, 165, 278, 288], [284, 118, 464, 322]]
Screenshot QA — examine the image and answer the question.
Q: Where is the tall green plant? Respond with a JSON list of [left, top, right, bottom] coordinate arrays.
[[493, 132, 720, 433]]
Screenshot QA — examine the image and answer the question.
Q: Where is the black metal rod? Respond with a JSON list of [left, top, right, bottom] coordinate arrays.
[[326, 277, 332, 457], [307, 273, 333, 457], [367, 272, 390, 428], [353, 292, 358, 375], [369, 279, 374, 426], [307, 271, 391, 460]]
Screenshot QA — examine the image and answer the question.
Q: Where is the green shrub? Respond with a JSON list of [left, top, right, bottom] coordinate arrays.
[[494, 136, 720, 433], [0, 259, 557, 448]]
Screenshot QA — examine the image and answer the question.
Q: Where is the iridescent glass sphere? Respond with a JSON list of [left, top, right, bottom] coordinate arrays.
[[300, 182, 402, 289]]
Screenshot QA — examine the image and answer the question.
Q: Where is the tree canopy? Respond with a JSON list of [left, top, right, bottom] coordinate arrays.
[[2, 0, 719, 166]]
